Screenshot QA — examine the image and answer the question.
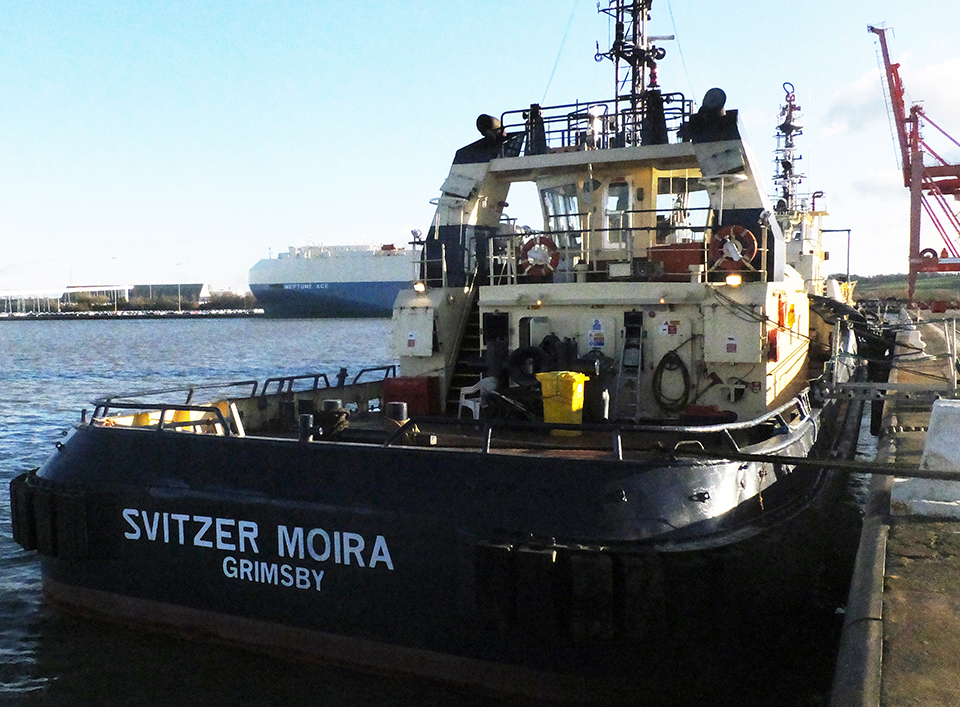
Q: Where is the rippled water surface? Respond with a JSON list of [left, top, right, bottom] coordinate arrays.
[[0, 319, 507, 706]]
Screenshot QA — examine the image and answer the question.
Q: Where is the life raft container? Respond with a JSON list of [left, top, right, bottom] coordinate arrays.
[[519, 236, 560, 279], [709, 225, 758, 271]]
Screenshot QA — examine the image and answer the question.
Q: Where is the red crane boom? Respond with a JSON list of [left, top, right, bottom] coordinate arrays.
[[869, 25, 960, 299]]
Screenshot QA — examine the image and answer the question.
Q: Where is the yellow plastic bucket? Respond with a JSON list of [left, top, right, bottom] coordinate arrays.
[[536, 371, 590, 436]]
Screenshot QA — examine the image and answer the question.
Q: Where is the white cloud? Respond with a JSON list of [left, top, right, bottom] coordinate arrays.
[[900, 57, 960, 164], [900, 56, 960, 119], [849, 168, 907, 198], [820, 68, 888, 138]]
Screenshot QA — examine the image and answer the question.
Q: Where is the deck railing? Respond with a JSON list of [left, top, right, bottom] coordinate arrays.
[[480, 204, 769, 286], [382, 391, 811, 459], [496, 93, 693, 155]]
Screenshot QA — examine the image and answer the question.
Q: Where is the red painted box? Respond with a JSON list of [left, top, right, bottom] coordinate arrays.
[[382, 376, 442, 416]]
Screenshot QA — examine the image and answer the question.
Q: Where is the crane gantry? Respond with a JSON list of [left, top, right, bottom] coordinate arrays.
[[869, 25, 960, 299]]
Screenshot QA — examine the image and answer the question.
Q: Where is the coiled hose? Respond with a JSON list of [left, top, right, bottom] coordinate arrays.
[[652, 351, 692, 413]]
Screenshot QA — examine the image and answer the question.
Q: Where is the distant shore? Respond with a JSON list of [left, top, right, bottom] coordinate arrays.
[[0, 309, 265, 321]]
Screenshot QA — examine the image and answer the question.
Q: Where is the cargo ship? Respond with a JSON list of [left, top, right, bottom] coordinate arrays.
[[248, 244, 415, 317], [11, 1, 872, 700]]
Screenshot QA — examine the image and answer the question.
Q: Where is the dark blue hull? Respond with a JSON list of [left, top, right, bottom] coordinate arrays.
[[249, 281, 407, 318], [10, 397, 849, 699]]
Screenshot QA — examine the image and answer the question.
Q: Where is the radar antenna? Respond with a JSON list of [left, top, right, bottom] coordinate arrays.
[[773, 83, 805, 213]]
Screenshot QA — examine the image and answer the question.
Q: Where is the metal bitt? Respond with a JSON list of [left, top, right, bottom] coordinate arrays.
[[386, 402, 409, 424], [298, 414, 314, 443]]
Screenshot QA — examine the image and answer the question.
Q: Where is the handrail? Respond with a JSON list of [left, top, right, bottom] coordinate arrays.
[[91, 401, 233, 436], [379, 391, 812, 455], [352, 365, 397, 385], [90, 365, 397, 410], [260, 373, 332, 397], [490, 212, 773, 283], [497, 93, 692, 152], [93, 379, 259, 406]]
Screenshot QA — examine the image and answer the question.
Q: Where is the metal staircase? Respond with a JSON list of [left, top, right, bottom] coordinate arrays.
[[614, 312, 644, 420], [445, 292, 483, 414]]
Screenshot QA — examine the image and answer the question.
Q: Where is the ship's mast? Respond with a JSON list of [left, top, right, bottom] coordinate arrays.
[[596, 0, 668, 146], [773, 83, 804, 214]]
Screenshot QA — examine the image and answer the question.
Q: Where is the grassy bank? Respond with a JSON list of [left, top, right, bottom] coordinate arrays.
[[847, 273, 960, 304]]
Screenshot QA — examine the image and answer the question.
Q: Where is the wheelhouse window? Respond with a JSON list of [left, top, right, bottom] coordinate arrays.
[[540, 183, 580, 233], [656, 176, 708, 244], [605, 180, 631, 248]]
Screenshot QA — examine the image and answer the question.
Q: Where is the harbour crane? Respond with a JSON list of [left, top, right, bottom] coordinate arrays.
[[869, 25, 960, 299]]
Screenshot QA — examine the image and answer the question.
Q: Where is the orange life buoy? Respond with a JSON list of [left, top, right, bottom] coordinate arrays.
[[519, 235, 561, 279], [709, 225, 758, 271]]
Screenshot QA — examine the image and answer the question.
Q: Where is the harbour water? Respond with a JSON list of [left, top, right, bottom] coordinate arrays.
[[1, 318, 865, 706]]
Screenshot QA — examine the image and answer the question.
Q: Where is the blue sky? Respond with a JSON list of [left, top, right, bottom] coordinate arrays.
[[1, 0, 958, 291]]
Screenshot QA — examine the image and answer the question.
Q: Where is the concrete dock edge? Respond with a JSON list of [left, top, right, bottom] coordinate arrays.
[[829, 368, 900, 707], [829, 475, 891, 706]]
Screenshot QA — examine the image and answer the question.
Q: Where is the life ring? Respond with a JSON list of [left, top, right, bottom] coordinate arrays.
[[519, 236, 560, 279], [709, 225, 758, 271], [507, 346, 549, 387], [920, 247, 939, 259]]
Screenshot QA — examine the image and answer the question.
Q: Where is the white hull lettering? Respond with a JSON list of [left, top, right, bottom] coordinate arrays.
[[142, 511, 160, 541], [193, 516, 214, 548], [238, 521, 259, 553], [171, 514, 190, 543], [278, 525, 303, 559], [122, 511, 389, 573], [343, 532, 363, 567], [224, 557, 325, 591], [123, 509, 260, 554], [370, 535, 394, 570], [216, 518, 235, 551], [307, 528, 330, 561], [277, 525, 393, 571], [122, 508, 140, 539]]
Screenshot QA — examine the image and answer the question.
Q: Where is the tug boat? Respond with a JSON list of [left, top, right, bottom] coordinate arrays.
[[11, 2, 865, 699]]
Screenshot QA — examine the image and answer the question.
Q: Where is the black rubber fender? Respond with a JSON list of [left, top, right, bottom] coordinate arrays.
[[10, 472, 37, 551], [9, 470, 89, 558], [507, 346, 550, 387]]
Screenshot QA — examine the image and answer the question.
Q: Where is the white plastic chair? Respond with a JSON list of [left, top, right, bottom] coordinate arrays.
[[458, 377, 498, 419]]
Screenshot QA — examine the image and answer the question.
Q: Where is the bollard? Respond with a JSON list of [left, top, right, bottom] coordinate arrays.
[[386, 401, 408, 423], [298, 414, 314, 442]]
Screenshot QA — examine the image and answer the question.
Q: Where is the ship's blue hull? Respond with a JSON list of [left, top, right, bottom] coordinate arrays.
[[249, 281, 407, 318]]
